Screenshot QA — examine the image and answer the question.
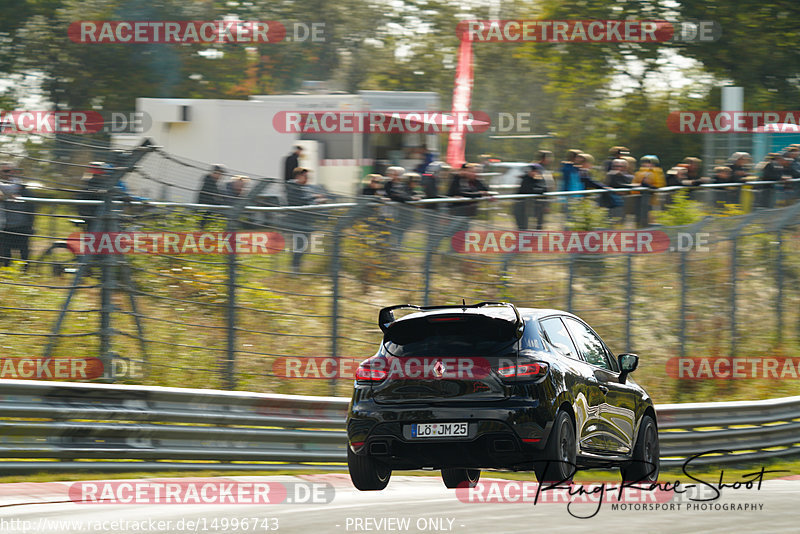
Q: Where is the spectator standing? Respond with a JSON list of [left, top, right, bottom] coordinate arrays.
[[225, 175, 248, 200], [712, 166, 733, 184], [725, 152, 754, 207], [447, 163, 491, 225], [384, 166, 417, 202], [531, 150, 556, 192], [788, 145, 800, 177], [560, 149, 582, 192], [405, 172, 423, 198], [575, 153, 606, 190], [761, 152, 800, 207], [631, 155, 666, 220], [285, 167, 324, 272], [383, 166, 419, 247], [727, 152, 752, 182], [361, 174, 385, 196], [682, 157, 707, 186], [198, 164, 225, 228], [421, 162, 450, 206], [633, 155, 666, 189], [283, 146, 303, 182], [0, 164, 35, 271], [605, 158, 633, 220], [603, 146, 631, 172], [513, 164, 548, 230]]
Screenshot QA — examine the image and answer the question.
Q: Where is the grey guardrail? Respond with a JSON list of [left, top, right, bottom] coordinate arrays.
[[0, 379, 797, 473]]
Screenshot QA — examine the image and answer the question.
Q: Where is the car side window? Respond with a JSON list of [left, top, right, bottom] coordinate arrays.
[[540, 317, 579, 359], [564, 318, 612, 370], [521, 318, 546, 351]]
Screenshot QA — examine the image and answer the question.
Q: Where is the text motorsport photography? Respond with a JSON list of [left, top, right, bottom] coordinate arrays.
[[457, 451, 778, 519]]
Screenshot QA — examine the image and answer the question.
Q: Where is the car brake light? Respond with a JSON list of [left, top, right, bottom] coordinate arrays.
[[497, 362, 548, 379], [428, 317, 464, 322], [355, 357, 388, 382], [355, 367, 387, 381]]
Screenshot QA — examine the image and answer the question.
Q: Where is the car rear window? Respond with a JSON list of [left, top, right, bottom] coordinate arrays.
[[383, 315, 518, 357]]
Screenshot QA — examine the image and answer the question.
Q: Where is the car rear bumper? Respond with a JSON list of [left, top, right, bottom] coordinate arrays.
[[347, 397, 554, 470]]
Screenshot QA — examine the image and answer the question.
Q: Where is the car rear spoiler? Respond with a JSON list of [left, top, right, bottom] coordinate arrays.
[[378, 301, 523, 336]]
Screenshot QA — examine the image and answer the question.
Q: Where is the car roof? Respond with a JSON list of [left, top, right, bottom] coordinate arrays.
[[393, 305, 577, 325]]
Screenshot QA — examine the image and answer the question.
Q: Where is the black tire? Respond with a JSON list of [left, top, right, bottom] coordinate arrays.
[[621, 415, 659, 483], [441, 468, 480, 489], [534, 410, 577, 483], [347, 446, 391, 491]]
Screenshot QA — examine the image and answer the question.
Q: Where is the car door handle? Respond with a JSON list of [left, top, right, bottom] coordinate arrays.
[[598, 385, 609, 394]]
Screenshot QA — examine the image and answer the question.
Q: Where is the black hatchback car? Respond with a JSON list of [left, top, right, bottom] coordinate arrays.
[[346, 302, 659, 490]]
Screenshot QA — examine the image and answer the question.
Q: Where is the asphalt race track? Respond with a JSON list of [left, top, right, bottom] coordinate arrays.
[[1, 474, 797, 533]]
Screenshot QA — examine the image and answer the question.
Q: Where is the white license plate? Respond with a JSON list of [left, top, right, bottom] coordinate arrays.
[[410, 422, 468, 438]]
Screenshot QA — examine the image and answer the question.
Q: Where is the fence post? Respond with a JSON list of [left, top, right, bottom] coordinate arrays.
[[637, 190, 651, 227], [222, 201, 240, 390], [224, 243, 237, 390], [625, 254, 633, 353], [98, 190, 116, 382], [422, 211, 435, 306], [566, 255, 575, 313], [329, 204, 363, 395], [330, 227, 342, 396], [776, 230, 783, 345], [730, 234, 737, 359], [679, 250, 688, 358]]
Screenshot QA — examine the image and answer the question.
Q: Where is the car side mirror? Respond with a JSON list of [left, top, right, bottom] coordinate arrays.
[[618, 353, 639, 383]]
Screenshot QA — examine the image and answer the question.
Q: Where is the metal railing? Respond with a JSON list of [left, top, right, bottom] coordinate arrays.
[[2, 138, 800, 400], [0, 380, 797, 473]]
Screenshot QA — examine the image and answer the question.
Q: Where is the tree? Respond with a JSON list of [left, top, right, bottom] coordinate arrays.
[[675, 1, 800, 108]]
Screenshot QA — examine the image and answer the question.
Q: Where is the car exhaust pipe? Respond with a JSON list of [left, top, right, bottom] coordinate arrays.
[[369, 441, 389, 455], [492, 439, 515, 452]]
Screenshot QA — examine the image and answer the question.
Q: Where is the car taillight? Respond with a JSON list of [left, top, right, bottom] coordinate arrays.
[[355, 357, 387, 382], [497, 362, 548, 380]]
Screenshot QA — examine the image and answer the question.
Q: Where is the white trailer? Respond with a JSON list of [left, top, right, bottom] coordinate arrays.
[[114, 91, 440, 202]]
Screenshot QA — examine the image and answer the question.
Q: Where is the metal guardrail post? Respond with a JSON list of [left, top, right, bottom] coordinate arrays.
[[0, 381, 798, 472]]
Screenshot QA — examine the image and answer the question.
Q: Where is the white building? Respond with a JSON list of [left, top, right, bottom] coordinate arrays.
[[114, 90, 440, 202]]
